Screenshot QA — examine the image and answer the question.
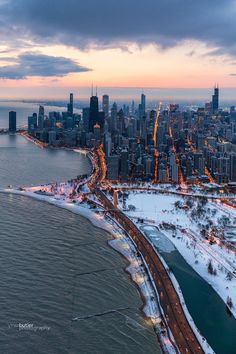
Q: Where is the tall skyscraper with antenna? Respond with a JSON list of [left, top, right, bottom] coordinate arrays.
[[89, 93, 99, 132], [67, 93, 74, 116], [212, 85, 219, 113], [38, 105, 44, 130]]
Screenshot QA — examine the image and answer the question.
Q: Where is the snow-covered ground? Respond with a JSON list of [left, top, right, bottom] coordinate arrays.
[[23, 175, 92, 201], [141, 236, 214, 354], [1, 171, 220, 353], [0, 186, 181, 353], [117, 190, 236, 318]]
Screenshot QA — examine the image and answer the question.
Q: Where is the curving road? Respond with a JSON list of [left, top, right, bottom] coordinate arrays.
[[89, 146, 204, 354], [95, 188, 204, 354]]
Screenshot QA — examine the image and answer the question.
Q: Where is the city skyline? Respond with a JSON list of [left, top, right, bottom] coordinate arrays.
[[2, 83, 236, 353], [1, 2, 236, 354], [19, 86, 236, 186], [0, 1, 236, 98]]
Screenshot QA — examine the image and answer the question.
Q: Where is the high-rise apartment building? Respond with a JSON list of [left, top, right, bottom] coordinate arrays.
[[212, 86, 219, 113], [38, 105, 45, 130], [67, 93, 73, 116], [102, 95, 109, 119], [9, 111, 16, 132]]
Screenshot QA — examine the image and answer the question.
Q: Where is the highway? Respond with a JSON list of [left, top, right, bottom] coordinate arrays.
[[89, 145, 204, 354], [95, 188, 204, 354]]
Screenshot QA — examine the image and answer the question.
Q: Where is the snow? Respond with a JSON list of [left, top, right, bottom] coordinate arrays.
[[152, 248, 214, 354], [0, 187, 181, 353], [109, 237, 160, 319], [119, 190, 236, 319], [2, 165, 228, 354], [143, 225, 157, 231], [73, 148, 89, 156], [141, 226, 176, 253]]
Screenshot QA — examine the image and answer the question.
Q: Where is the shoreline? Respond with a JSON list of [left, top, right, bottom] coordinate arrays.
[[20, 131, 94, 174], [0, 187, 214, 353], [2, 134, 213, 352], [0, 189, 168, 351]]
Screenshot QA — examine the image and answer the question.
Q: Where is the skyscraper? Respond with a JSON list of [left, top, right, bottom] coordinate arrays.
[[120, 149, 129, 180], [131, 100, 135, 115], [98, 111, 105, 130], [89, 95, 99, 132], [28, 115, 37, 132], [141, 93, 146, 113], [138, 93, 146, 137], [212, 86, 219, 113], [230, 153, 236, 181], [82, 107, 90, 133], [9, 111, 16, 132], [39, 105, 44, 117], [102, 95, 109, 119], [38, 105, 45, 130], [107, 155, 119, 180], [67, 93, 73, 116], [138, 93, 146, 120], [111, 102, 118, 131]]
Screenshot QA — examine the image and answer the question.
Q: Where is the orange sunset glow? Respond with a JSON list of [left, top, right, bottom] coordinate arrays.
[[0, 1, 235, 99]]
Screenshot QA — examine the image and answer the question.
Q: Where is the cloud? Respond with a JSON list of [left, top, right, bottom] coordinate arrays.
[[0, 56, 15, 61], [0, 0, 235, 57], [0, 53, 90, 79], [187, 50, 196, 57], [229, 73, 236, 76]]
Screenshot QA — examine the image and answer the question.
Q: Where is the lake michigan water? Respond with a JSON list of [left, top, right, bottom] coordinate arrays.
[[0, 133, 160, 353]]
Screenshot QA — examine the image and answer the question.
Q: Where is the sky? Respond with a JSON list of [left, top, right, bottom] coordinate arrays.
[[0, 0, 236, 100]]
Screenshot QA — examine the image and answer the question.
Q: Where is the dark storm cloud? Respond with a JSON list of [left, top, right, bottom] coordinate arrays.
[[0, 53, 90, 79], [0, 0, 235, 55]]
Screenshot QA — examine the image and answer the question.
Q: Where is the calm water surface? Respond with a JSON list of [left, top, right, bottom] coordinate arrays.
[[0, 135, 160, 354], [0, 134, 91, 188]]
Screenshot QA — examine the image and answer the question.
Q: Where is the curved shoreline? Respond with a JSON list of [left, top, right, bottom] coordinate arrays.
[[0, 187, 214, 353], [0, 188, 166, 353], [0, 137, 213, 353]]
